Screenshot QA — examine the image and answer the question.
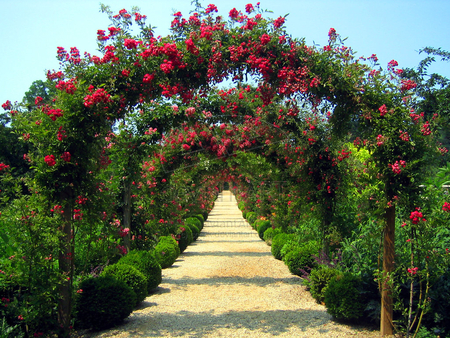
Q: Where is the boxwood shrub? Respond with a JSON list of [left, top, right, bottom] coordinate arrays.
[[154, 236, 180, 268], [246, 212, 257, 225], [271, 233, 297, 260], [256, 220, 272, 240], [118, 250, 162, 291], [263, 227, 282, 245], [280, 240, 300, 260], [324, 272, 366, 320], [74, 275, 136, 330], [283, 240, 320, 276], [308, 266, 342, 303], [101, 263, 148, 305], [202, 210, 209, 221], [185, 217, 202, 239], [177, 225, 193, 253], [194, 214, 204, 229]]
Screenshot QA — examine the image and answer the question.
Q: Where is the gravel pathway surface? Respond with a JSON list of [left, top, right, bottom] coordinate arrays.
[[82, 191, 379, 338]]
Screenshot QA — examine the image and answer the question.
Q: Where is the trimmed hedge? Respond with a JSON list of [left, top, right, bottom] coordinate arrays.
[[177, 225, 193, 253], [271, 233, 297, 260], [324, 273, 366, 320], [101, 263, 148, 305], [74, 276, 136, 330], [185, 217, 202, 239], [283, 240, 320, 276], [194, 214, 204, 228], [256, 220, 272, 240], [308, 266, 342, 303], [154, 236, 180, 268], [280, 240, 300, 260], [118, 250, 162, 291], [246, 212, 257, 225], [263, 227, 282, 245]]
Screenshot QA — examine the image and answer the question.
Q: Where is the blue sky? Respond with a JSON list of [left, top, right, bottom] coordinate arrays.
[[1, 0, 449, 106]]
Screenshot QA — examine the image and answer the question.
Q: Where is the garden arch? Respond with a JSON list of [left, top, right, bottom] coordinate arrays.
[[4, 3, 439, 336]]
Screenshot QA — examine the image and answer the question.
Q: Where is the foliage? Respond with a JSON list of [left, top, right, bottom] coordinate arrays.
[[271, 233, 296, 260], [279, 240, 300, 260], [263, 227, 282, 245], [153, 236, 179, 269], [101, 263, 147, 305], [176, 225, 193, 253], [283, 240, 320, 276], [194, 214, 204, 228], [324, 272, 366, 320], [74, 275, 136, 330], [246, 211, 257, 225], [117, 249, 162, 291], [0, 2, 448, 335], [185, 217, 202, 240], [256, 220, 271, 240], [308, 265, 342, 303]]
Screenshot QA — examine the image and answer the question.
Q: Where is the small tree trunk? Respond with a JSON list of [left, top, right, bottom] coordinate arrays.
[[381, 204, 395, 336], [58, 190, 74, 338]]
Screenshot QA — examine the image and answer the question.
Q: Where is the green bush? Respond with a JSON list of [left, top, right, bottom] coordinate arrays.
[[74, 276, 136, 330], [283, 240, 320, 276], [271, 233, 296, 260], [308, 266, 342, 303], [194, 214, 204, 228], [202, 210, 209, 221], [280, 240, 300, 260], [263, 227, 282, 245], [185, 217, 202, 239], [238, 201, 245, 211], [324, 272, 366, 320], [257, 221, 272, 240], [118, 250, 162, 291], [101, 264, 147, 305], [246, 212, 257, 225], [177, 225, 193, 253], [154, 236, 180, 268], [253, 218, 265, 231]]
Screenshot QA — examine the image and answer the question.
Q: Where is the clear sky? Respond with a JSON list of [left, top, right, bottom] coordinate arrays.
[[1, 0, 449, 106]]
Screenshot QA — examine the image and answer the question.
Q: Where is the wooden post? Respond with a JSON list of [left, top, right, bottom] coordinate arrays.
[[381, 204, 395, 336], [58, 191, 74, 338], [123, 180, 132, 252]]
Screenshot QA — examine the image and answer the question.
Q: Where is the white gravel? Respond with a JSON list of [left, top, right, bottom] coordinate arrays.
[[80, 191, 380, 338]]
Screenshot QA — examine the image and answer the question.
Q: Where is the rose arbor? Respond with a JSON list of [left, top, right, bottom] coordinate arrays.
[[3, 3, 440, 336]]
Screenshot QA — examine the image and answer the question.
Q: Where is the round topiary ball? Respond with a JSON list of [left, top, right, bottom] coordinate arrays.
[[324, 272, 365, 320], [246, 212, 257, 225], [283, 240, 320, 276], [263, 227, 282, 245], [101, 263, 148, 305], [202, 210, 209, 221], [280, 240, 300, 260], [154, 236, 179, 268], [185, 217, 201, 240], [194, 214, 204, 229], [118, 250, 162, 292], [257, 220, 272, 240], [309, 266, 342, 303], [271, 233, 296, 260], [74, 275, 136, 330], [177, 225, 193, 253]]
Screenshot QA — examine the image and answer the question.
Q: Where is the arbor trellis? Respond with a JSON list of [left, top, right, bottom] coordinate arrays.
[[1, 3, 446, 337]]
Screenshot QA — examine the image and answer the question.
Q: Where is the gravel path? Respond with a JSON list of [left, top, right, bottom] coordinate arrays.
[[83, 191, 379, 338]]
